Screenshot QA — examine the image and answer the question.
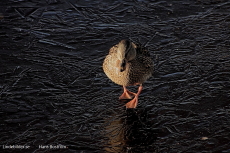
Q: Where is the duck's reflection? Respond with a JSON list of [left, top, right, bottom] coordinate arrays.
[[104, 107, 158, 153]]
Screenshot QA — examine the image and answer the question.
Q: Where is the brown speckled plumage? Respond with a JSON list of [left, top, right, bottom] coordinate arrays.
[[103, 40, 153, 86]]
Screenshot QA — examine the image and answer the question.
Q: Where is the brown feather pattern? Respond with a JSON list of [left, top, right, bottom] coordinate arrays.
[[103, 40, 154, 86]]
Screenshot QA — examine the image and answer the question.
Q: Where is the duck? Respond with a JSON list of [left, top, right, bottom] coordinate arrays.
[[103, 40, 154, 108]]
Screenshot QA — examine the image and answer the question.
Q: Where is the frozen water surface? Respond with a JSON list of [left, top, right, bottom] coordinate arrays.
[[0, 0, 230, 152]]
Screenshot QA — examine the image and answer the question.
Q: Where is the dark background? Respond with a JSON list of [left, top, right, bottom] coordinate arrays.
[[0, 0, 230, 152]]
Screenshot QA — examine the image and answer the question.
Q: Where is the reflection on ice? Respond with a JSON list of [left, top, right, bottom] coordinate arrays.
[[104, 108, 158, 152]]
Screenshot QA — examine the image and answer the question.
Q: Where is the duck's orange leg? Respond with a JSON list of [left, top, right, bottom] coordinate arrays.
[[119, 86, 136, 100], [125, 85, 143, 109]]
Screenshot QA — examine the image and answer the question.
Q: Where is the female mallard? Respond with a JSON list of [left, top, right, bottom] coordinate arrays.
[[103, 40, 153, 108]]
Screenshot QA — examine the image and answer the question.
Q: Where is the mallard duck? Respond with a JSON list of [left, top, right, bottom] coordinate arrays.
[[103, 40, 154, 108]]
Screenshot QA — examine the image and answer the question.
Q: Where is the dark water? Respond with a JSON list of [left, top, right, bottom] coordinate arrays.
[[0, 0, 230, 152]]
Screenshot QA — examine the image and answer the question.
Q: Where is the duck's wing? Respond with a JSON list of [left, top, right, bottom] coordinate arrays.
[[136, 44, 154, 69]]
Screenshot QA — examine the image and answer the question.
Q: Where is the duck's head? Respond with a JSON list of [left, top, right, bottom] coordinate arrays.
[[117, 40, 136, 72]]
